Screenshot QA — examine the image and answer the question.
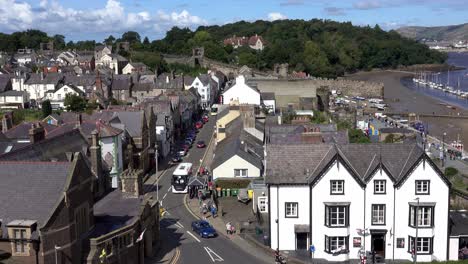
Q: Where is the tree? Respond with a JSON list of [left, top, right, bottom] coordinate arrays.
[[121, 31, 141, 44], [143, 36, 150, 45], [349, 129, 371, 143], [52, 34, 66, 50], [41, 100, 52, 118], [64, 94, 87, 112], [104, 35, 116, 46]]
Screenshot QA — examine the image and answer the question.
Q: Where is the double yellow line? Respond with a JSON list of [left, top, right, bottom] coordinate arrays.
[[170, 247, 181, 264]]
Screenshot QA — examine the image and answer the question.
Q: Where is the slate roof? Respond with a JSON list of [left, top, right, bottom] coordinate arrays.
[[0, 90, 24, 96], [112, 75, 132, 90], [261, 92, 275, 101], [133, 82, 154, 92], [0, 75, 11, 92], [0, 129, 89, 161], [213, 121, 263, 170], [265, 143, 429, 185], [450, 211, 468, 236], [4, 122, 57, 140], [24, 73, 64, 85], [155, 75, 191, 90], [110, 111, 144, 138], [0, 161, 72, 237], [64, 74, 96, 87], [91, 190, 141, 238], [46, 121, 122, 139]]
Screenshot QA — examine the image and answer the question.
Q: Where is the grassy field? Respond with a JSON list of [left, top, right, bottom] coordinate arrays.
[[0, 109, 42, 125]]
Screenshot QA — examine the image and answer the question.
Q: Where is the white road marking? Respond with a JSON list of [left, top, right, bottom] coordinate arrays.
[[168, 186, 172, 192], [174, 222, 183, 229], [204, 247, 224, 262], [163, 193, 167, 200], [186, 231, 201, 243], [176, 221, 184, 228]]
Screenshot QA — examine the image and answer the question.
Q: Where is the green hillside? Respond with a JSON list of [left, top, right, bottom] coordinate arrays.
[[152, 19, 447, 77]]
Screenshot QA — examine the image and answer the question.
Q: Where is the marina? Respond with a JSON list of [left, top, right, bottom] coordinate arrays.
[[402, 52, 468, 110]]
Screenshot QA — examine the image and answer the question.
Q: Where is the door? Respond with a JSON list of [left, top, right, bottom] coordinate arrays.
[[372, 234, 385, 259], [296, 233, 308, 250]]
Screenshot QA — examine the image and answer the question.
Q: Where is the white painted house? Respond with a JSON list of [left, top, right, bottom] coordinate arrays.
[[0, 90, 27, 109], [23, 73, 64, 101], [190, 74, 215, 109], [45, 84, 84, 109], [212, 128, 263, 180], [266, 144, 450, 262], [222, 75, 260, 105]]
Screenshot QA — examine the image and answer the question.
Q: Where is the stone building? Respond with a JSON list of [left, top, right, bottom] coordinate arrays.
[[0, 152, 95, 264]]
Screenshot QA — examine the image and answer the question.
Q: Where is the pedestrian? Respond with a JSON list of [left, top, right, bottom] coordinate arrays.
[[226, 222, 231, 235], [211, 206, 217, 218]]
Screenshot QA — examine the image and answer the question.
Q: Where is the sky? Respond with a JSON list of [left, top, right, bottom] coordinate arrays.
[[0, 0, 467, 41]]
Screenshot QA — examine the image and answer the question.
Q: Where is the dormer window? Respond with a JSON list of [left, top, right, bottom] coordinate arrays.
[[7, 220, 36, 257]]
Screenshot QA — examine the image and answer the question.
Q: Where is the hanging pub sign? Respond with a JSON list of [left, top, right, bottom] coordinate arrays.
[[353, 237, 362, 248]]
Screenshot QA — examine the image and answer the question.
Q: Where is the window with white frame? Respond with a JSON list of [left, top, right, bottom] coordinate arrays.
[[415, 180, 430, 194], [13, 229, 27, 253], [374, 180, 386, 194], [409, 205, 434, 227], [258, 197, 268, 213], [372, 204, 386, 225], [330, 180, 344, 195], [325, 236, 348, 253], [64, 87, 68, 92], [285, 202, 298, 218], [234, 169, 248, 177], [57, 94, 61, 100], [409, 236, 433, 254], [325, 205, 348, 227]]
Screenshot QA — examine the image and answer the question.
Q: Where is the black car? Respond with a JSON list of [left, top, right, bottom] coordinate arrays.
[[172, 155, 183, 163]]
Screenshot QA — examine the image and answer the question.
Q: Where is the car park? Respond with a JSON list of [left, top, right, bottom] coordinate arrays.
[[191, 220, 217, 238]]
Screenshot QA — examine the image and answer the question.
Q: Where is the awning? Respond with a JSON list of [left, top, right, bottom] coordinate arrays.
[[294, 224, 310, 233], [370, 229, 387, 235], [324, 202, 351, 206], [188, 177, 207, 186], [408, 202, 436, 206]]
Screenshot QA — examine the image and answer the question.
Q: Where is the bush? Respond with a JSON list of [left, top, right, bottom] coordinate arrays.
[[215, 179, 252, 189], [445, 167, 458, 178]]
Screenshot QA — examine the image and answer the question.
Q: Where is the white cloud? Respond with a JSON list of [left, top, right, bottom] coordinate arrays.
[[267, 12, 287, 21], [353, 0, 382, 10], [0, 0, 207, 40]]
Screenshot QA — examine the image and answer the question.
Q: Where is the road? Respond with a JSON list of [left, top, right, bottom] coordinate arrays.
[[149, 116, 269, 264]]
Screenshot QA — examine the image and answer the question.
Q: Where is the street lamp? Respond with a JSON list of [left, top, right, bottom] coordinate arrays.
[[413, 198, 420, 264], [442, 132, 446, 167], [55, 245, 61, 264]]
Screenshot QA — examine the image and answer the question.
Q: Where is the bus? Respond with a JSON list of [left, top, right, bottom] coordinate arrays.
[[171, 163, 193, 193], [210, 104, 219, 116]]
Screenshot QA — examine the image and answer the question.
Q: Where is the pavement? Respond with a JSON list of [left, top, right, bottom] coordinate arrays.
[[144, 116, 270, 264]]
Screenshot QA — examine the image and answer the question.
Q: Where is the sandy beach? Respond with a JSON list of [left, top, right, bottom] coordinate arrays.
[[345, 70, 468, 148]]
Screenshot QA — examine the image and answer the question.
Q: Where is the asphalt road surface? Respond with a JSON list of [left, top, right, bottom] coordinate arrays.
[[152, 116, 269, 264]]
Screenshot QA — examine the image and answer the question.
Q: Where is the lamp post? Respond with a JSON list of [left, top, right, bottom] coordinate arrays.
[[413, 198, 420, 264], [442, 132, 446, 168], [54, 245, 61, 264]]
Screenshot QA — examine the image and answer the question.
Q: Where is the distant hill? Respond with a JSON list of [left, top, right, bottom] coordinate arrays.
[[396, 23, 468, 41], [153, 19, 447, 78]]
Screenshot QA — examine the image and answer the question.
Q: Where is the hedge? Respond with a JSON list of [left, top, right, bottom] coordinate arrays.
[[215, 178, 252, 189]]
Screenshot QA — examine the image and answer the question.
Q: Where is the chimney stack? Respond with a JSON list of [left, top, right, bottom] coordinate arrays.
[[75, 113, 82, 128], [120, 143, 143, 197], [90, 130, 105, 194], [29, 123, 45, 143]]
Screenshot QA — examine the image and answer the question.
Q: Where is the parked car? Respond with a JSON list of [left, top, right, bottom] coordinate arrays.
[[172, 155, 183, 163], [202, 116, 209, 123], [185, 138, 194, 145], [178, 148, 187, 157], [191, 220, 217, 238], [195, 121, 203, 129], [196, 141, 206, 148]]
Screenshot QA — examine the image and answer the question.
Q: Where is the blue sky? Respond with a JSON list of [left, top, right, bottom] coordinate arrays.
[[1, 0, 467, 41]]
